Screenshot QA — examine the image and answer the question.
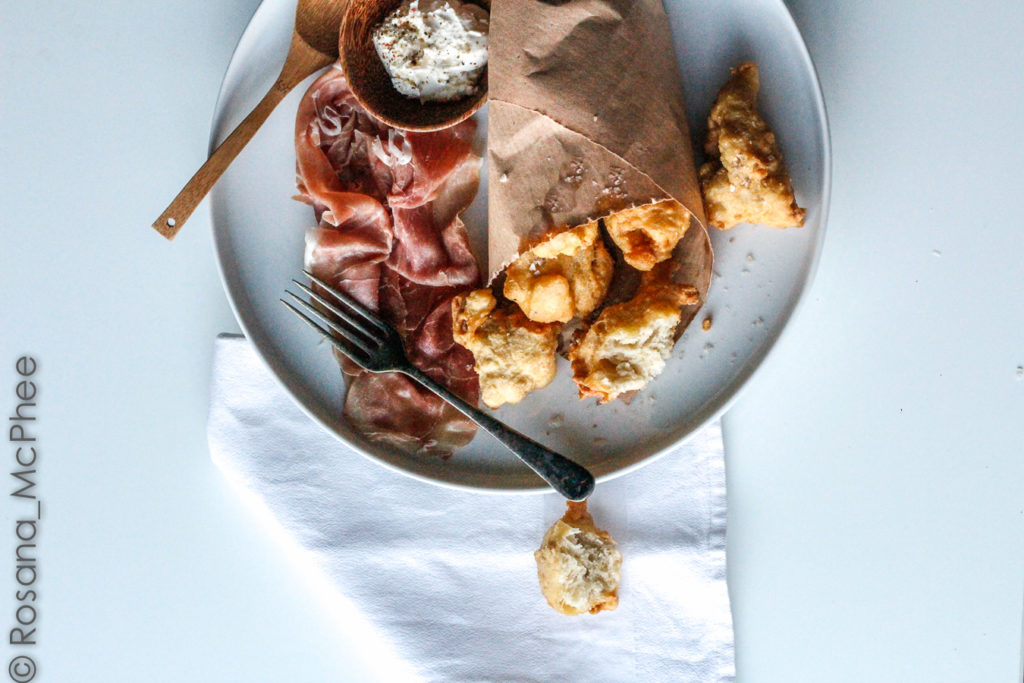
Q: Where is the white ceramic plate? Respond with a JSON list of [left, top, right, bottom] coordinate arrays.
[[210, 0, 830, 492]]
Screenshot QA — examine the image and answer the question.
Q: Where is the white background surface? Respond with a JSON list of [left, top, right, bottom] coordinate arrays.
[[1, 0, 1022, 681]]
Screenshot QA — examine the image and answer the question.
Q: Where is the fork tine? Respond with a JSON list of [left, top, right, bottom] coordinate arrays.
[[285, 288, 380, 350], [280, 299, 372, 366], [291, 280, 383, 343], [303, 270, 390, 333], [285, 291, 377, 353]]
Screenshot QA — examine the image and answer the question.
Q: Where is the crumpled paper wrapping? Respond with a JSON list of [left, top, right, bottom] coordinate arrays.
[[486, 0, 713, 324]]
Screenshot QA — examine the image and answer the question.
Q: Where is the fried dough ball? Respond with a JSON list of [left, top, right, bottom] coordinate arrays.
[[569, 266, 700, 403], [604, 199, 691, 271], [699, 61, 805, 230], [452, 289, 560, 409], [535, 500, 622, 616], [503, 221, 613, 324]]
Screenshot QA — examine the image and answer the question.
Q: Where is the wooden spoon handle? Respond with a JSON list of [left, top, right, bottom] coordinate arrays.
[[152, 82, 290, 240], [152, 34, 332, 241]]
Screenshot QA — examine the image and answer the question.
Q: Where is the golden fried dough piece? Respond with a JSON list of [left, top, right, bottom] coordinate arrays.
[[699, 61, 805, 230], [503, 221, 613, 324], [569, 268, 700, 403], [535, 500, 622, 616], [452, 289, 559, 409], [604, 199, 691, 271]]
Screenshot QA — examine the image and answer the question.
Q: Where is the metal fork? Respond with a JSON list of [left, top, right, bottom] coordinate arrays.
[[282, 272, 596, 501]]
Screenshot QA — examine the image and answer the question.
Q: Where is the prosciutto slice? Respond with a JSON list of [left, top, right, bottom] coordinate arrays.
[[295, 65, 481, 457]]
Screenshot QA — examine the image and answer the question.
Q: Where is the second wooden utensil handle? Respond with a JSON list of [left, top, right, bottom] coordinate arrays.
[[152, 80, 293, 241], [152, 31, 333, 241]]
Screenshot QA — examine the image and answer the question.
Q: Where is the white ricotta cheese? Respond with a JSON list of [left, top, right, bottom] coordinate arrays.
[[372, 0, 489, 103]]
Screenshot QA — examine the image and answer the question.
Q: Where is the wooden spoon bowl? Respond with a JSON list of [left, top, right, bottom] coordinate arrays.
[[339, 0, 489, 131]]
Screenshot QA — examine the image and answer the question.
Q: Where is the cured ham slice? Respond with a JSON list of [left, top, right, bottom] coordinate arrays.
[[295, 65, 481, 457]]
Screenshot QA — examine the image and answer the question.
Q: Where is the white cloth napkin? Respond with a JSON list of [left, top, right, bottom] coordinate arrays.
[[208, 334, 734, 682]]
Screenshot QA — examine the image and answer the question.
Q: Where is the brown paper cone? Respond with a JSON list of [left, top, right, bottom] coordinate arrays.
[[487, 0, 713, 314]]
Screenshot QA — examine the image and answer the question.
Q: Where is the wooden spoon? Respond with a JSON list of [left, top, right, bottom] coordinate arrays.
[[152, 0, 348, 241]]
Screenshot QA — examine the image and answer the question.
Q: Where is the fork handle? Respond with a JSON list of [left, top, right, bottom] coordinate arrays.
[[403, 368, 595, 501]]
